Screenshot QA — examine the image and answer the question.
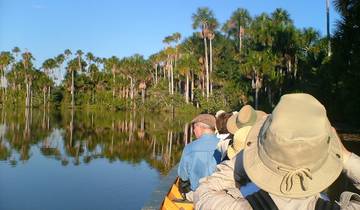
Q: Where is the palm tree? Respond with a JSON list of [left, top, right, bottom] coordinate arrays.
[[41, 58, 58, 107], [0, 52, 13, 103], [85, 52, 95, 74], [163, 35, 175, 95], [177, 52, 198, 103], [192, 7, 216, 99], [73, 50, 84, 109], [271, 8, 292, 26], [104, 56, 120, 99], [11, 47, 20, 61], [326, 0, 331, 56], [223, 8, 252, 54], [55, 54, 65, 84], [251, 13, 273, 48], [66, 59, 78, 108], [22, 50, 34, 108]]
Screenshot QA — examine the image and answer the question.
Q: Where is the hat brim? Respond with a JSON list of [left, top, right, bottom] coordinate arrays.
[[226, 111, 267, 134], [227, 146, 237, 159], [226, 114, 238, 134], [243, 116, 344, 198]]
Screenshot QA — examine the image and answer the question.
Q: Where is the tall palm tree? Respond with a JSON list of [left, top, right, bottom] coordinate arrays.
[[41, 58, 58, 107], [0, 52, 14, 103], [163, 35, 175, 95], [73, 50, 83, 109], [177, 52, 198, 103], [251, 13, 273, 48], [104, 56, 120, 99], [223, 8, 252, 54], [192, 7, 216, 99], [271, 8, 292, 27], [55, 54, 65, 84], [85, 52, 95, 74], [22, 50, 34, 108], [11, 47, 20, 61], [326, 0, 331, 56]]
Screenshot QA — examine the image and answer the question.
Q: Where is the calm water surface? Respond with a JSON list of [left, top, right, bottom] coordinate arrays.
[[0, 109, 192, 210], [0, 108, 358, 210]]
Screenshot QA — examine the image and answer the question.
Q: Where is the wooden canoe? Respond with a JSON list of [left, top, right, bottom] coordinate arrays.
[[160, 177, 194, 210]]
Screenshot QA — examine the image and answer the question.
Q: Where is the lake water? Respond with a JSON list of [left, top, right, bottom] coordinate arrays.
[[0, 108, 358, 210], [0, 108, 192, 210]]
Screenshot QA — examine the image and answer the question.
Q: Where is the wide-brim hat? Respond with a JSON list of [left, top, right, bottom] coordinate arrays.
[[243, 93, 343, 198], [227, 126, 252, 159], [226, 105, 266, 134]]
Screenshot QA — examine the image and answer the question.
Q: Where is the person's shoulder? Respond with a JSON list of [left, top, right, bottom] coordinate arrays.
[[182, 140, 199, 152], [201, 134, 219, 141]]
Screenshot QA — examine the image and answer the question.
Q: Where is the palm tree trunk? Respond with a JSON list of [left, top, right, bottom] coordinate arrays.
[[239, 26, 242, 53], [171, 59, 174, 95], [71, 70, 75, 108], [191, 70, 194, 102], [141, 88, 145, 104], [112, 66, 116, 99], [326, 0, 331, 56], [255, 88, 259, 110], [185, 72, 189, 103], [48, 86, 51, 107], [129, 77, 134, 100], [167, 62, 171, 94], [30, 80, 33, 109], [155, 63, 158, 84], [204, 36, 209, 99], [43, 87, 46, 108], [25, 78, 30, 108], [209, 38, 213, 95]]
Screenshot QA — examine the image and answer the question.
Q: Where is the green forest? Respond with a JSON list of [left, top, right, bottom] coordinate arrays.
[[0, 1, 359, 126]]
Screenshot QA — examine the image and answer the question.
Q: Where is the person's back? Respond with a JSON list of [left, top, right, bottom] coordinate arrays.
[[179, 133, 220, 190], [178, 114, 220, 201]]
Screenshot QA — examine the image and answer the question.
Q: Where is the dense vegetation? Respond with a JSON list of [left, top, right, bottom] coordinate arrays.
[[0, 1, 359, 125]]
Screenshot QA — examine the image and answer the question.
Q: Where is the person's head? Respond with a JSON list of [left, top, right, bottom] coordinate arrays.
[[226, 105, 266, 134], [216, 112, 233, 134], [191, 114, 216, 138], [215, 110, 226, 118], [243, 93, 343, 198]]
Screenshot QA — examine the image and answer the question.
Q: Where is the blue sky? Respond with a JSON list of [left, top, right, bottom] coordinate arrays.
[[0, 0, 340, 68]]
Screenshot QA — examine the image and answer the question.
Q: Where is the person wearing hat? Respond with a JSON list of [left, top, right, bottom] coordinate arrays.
[[220, 105, 267, 161], [178, 114, 221, 201], [226, 104, 267, 135], [215, 112, 234, 161], [194, 93, 360, 209]]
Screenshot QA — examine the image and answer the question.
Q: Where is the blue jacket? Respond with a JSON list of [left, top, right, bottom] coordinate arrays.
[[178, 134, 221, 191]]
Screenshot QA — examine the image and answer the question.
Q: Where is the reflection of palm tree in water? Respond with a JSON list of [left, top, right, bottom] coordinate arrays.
[[23, 107, 31, 140], [163, 130, 173, 167]]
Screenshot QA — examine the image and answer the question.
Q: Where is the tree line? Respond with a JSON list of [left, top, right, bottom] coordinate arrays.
[[0, 1, 359, 125]]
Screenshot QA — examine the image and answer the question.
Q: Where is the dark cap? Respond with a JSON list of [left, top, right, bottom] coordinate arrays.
[[191, 114, 216, 129]]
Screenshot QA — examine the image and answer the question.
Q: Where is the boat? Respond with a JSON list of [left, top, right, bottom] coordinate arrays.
[[160, 177, 194, 210]]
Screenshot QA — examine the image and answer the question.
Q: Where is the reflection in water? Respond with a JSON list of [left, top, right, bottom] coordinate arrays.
[[0, 109, 193, 174], [1, 108, 358, 209]]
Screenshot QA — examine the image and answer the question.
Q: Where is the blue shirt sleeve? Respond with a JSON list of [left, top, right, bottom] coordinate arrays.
[[178, 147, 189, 181]]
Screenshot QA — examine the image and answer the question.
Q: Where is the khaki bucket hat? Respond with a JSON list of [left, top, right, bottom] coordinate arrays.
[[227, 126, 252, 159], [226, 105, 267, 134], [243, 93, 343, 198]]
